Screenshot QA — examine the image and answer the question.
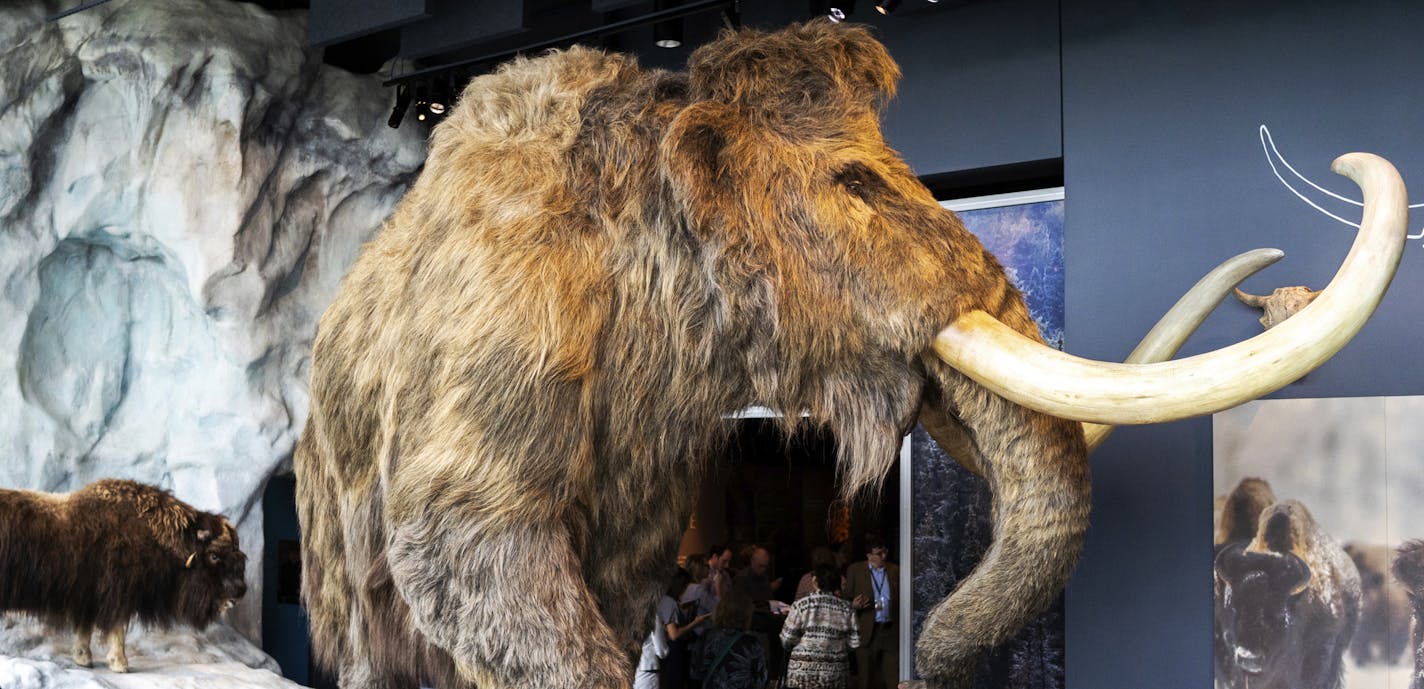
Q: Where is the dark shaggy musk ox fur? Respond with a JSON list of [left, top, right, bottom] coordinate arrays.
[[1344, 542, 1409, 667], [1391, 540, 1424, 688], [1214, 500, 1359, 689], [0, 479, 247, 672]]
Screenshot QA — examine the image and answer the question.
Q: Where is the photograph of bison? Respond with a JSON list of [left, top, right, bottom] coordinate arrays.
[[1215, 396, 1424, 689], [0, 478, 248, 672], [296, 19, 1406, 689], [1346, 543, 1411, 668], [1389, 540, 1424, 689], [1213, 495, 1360, 689]]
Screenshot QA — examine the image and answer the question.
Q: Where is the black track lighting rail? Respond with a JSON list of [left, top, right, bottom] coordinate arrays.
[[383, 0, 740, 88]]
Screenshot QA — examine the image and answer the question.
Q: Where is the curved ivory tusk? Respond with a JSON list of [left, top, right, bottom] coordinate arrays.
[[1083, 248, 1284, 449], [936, 153, 1407, 425]]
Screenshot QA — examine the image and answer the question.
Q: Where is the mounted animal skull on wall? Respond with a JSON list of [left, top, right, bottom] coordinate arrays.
[[1235, 286, 1322, 330]]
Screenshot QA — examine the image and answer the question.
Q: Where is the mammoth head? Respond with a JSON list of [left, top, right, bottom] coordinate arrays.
[[647, 24, 1403, 683], [662, 20, 1406, 437]]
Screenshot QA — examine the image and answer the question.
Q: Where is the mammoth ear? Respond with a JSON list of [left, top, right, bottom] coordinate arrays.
[[661, 101, 742, 225]]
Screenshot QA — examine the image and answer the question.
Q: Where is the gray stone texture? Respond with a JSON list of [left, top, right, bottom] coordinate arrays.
[[0, 0, 425, 642]]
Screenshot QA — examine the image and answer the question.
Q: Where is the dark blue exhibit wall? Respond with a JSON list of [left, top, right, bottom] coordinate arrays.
[[874, 0, 1061, 175], [740, 0, 1062, 176], [1059, 1, 1424, 688]]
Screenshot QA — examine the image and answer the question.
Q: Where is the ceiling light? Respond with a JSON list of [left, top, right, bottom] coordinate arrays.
[[654, 21, 683, 48]]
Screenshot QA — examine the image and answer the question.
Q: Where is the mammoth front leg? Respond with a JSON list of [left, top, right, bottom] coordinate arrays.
[[915, 365, 1090, 689], [386, 493, 630, 689]]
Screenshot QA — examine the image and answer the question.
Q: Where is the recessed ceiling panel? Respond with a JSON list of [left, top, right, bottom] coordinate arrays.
[[398, 0, 528, 60], [310, 0, 429, 47]]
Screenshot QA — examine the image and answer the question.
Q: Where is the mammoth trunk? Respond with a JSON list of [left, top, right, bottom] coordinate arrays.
[[914, 363, 1090, 688]]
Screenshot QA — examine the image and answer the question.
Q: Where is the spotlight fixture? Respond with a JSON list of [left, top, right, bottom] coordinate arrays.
[[387, 84, 412, 129], [412, 82, 432, 123], [827, 0, 854, 22], [653, 0, 684, 48], [874, 0, 900, 14], [654, 20, 683, 48], [410, 77, 454, 126]]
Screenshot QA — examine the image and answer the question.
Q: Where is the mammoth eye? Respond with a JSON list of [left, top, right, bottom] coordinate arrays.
[[834, 163, 879, 200]]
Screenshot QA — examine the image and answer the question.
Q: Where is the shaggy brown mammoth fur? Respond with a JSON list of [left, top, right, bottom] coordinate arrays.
[[295, 20, 1407, 689]]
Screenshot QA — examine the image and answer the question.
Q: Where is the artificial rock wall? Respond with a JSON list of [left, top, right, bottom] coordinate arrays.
[[0, 0, 426, 639]]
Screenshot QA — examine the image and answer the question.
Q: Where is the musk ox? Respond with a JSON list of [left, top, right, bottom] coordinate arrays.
[[1390, 540, 1424, 688], [0, 479, 247, 672], [1344, 542, 1410, 666], [1214, 500, 1360, 689], [295, 20, 1406, 689]]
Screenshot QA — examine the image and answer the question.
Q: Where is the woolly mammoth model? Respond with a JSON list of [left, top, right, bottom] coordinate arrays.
[[295, 21, 1407, 689]]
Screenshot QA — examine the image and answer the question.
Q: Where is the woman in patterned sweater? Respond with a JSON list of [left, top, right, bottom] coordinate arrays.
[[780, 565, 860, 689]]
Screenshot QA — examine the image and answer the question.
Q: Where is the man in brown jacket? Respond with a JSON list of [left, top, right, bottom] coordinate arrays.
[[842, 535, 899, 689]]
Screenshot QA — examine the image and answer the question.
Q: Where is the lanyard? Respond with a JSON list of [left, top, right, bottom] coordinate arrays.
[[870, 566, 887, 600]]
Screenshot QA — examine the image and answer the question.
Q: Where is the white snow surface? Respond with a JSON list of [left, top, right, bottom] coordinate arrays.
[[0, 616, 302, 688]]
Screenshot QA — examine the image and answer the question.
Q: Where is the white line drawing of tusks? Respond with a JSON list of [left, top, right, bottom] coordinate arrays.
[[1260, 124, 1423, 240]]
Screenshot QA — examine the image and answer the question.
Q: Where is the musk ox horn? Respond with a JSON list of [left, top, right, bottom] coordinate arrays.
[[1082, 248, 1284, 450], [934, 152, 1406, 425]]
